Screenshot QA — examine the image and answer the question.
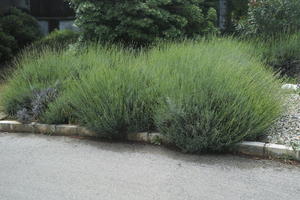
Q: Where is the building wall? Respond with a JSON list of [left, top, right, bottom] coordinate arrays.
[[0, 0, 30, 12], [30, 0, 74, 18], [29, 0, 76, 34]]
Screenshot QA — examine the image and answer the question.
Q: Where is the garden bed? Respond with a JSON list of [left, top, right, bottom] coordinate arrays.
[[1, 83, 299, 161], [262, 93, 300, 150], [0, 38, 284, 153]]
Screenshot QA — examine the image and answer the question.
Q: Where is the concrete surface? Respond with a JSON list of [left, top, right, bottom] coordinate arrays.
[[0, 132, 300, 200]]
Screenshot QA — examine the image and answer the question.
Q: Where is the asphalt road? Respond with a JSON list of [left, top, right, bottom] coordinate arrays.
[[0, 132, 300, 200]]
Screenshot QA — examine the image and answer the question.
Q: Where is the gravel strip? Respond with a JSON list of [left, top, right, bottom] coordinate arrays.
[[264, 94, 300, 149]]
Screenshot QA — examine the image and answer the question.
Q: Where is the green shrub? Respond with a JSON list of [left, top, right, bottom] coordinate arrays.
[[69, 0, 219, 46], [237, 0, 300, 36], [248, 33, 300, 79], [0, 8, 41, 66], [1, 48, 83, 117], [262, 33, 300, 79], [225, 0, 249, 33], [67, 48, 157, 138], [32, 29, 79, 50], [42, 45, 159, 138], [2, 38, 283, 152], [0, 29, 17, 64], [236, 0, 300, 78], [41, 91, 76, 124], [149, 39, 283, 152]]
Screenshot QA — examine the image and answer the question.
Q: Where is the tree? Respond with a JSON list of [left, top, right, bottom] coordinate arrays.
[[69, 0, 219, 46], [0, 7, 41, 66]]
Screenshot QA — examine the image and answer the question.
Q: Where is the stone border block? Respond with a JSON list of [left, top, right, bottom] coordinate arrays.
[[296, 150, 300, 160], [11, 123, 34, 133], [77, 127, 97, 137], [148, 132, 170, 144], [265, 143, 298, 160], [234, 142, 265, 157], [0, 120, 21, 132], [55, 125, 78, 136], [234, 142, 300, 162], [127, 132, 149, 142], [34, 123, 56, 134], [0, 121, 12, 132]]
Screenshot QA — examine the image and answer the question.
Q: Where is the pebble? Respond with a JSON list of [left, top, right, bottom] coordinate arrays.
[[263, 94, 300, 149]]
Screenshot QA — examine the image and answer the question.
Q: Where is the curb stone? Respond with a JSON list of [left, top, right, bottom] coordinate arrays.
[[0, 120, 299, 162], [0, 121, 97, 137], [233, 142, 266, 157], [264, 143, 299, 160], [233, 141, 300, 161]]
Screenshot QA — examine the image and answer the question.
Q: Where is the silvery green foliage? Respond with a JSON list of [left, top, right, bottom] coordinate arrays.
[[31, 87, 59, 120], [16, 85, 59, 123], [237, 0, 300, 36], [16, 108, 32, 123]]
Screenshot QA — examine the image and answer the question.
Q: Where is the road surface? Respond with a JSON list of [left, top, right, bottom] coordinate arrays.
[[0, 132, 299, 200]]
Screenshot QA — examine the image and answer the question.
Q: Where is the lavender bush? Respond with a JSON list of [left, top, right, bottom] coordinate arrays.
[[16, 85, 59, 123]]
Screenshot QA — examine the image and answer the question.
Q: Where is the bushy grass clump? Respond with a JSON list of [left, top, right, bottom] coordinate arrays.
[[1, 38, 284, 152], [146, 39, 283, 152], [0, 82, 6, 112], [44, 46, 159, 138], [31, 29, 79, 51], [1, 48, 84, 117], [262, 33, 300, 79]]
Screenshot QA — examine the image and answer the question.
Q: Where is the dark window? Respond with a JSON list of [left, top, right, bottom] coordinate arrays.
[[30, 0, 74, 18], [48, 20, 59, 32]]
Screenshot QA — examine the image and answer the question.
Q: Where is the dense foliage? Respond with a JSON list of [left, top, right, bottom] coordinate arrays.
[[0, 29, 16, 65], [1, 38, 283, 151], [32, 29, 79, 50], [69, 0, 219, 46], [151, 40, 283, 152], [234, 0, 300, 79], [0, 8, 41, 66], [237, 0, 300, 36], [226, 0, 249, 33], [260, 33, 300, 79]]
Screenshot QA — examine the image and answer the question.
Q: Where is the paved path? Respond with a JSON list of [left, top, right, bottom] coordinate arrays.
[[0, 132, 300, 200]]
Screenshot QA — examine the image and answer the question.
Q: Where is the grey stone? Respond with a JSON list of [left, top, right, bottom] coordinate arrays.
[[0, 121, 22, 132], [265, 143, 299, 160], [77, 127, 97, 137], [34, 123, 56, 135], [127, 132, 149, 142], [234, 142, 265, 157], [55, 125, 78, 136], [10, 123, 34, 133]]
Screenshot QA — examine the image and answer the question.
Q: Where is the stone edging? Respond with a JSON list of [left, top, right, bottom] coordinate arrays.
[[0, 120, 167, 143], [233, 141, 300, 161], [1, 120, 299, 161]]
